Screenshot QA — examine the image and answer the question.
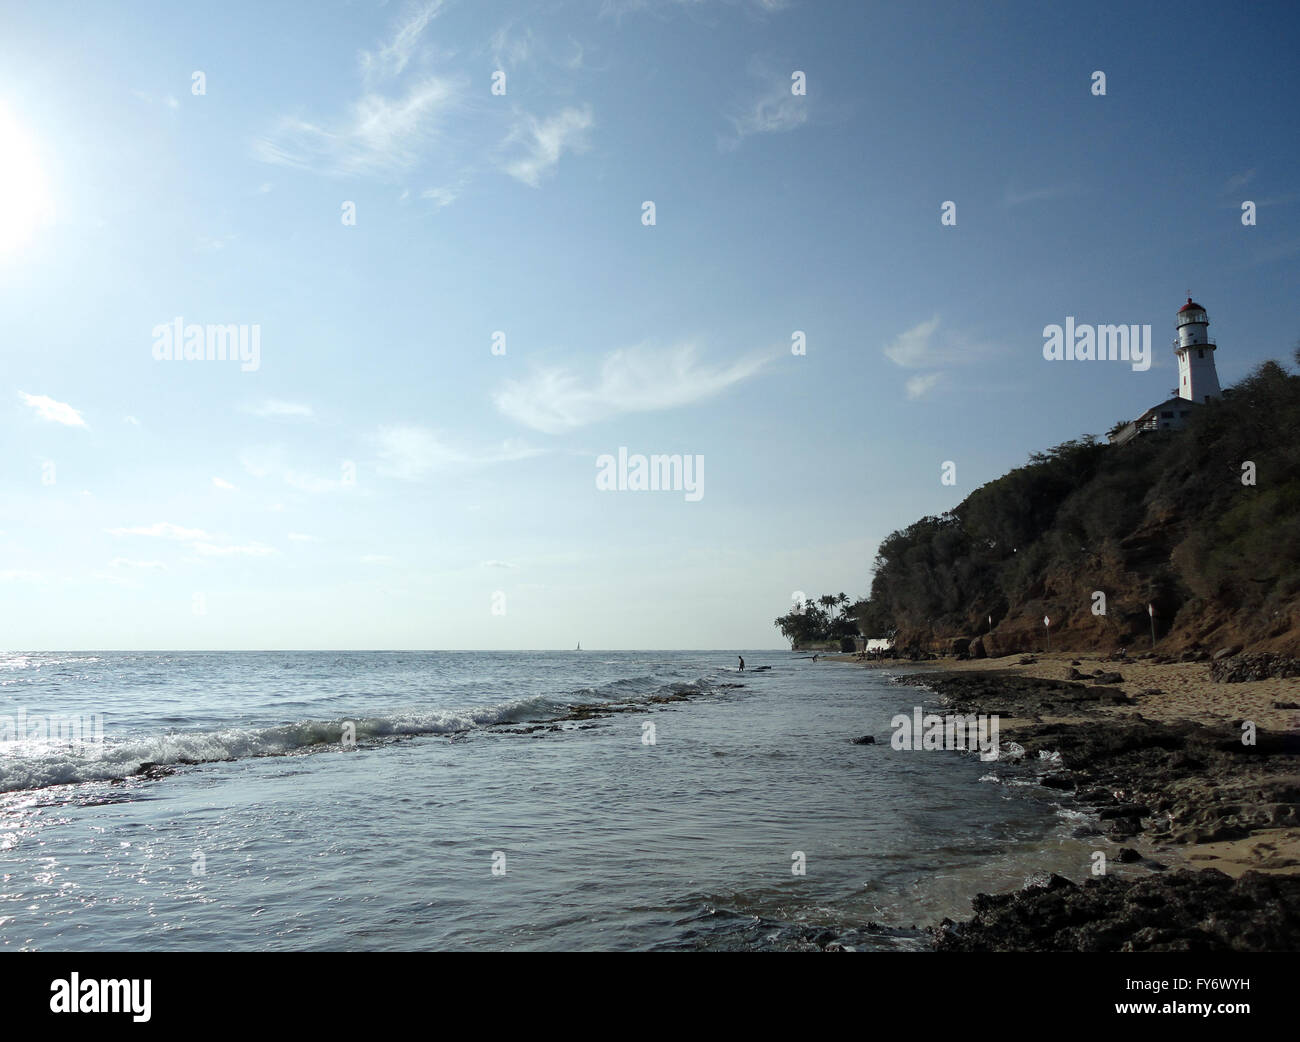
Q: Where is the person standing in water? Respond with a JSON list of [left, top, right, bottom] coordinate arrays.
[[738, 655, 744, 671]]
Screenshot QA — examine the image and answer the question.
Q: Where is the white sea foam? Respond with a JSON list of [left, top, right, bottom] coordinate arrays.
[[0, 679, 714, 794], [0, 695, 554, 793]]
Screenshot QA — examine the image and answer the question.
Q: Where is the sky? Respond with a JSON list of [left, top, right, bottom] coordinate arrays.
[[1, 0, 1298, 650]]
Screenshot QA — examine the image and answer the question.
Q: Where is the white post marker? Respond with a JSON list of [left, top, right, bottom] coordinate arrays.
[[1148, 602, 1156, 649], [1044, 615, 1051, 653]]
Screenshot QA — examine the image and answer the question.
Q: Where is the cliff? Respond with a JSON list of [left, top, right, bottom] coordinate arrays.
[[857, 359, 1300, 658]]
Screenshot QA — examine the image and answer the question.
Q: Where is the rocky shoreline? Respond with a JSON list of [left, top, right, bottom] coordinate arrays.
[[895, 670, 1300, 951]]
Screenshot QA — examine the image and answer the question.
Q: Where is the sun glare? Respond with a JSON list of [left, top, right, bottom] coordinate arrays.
[[0, 100, 53, 257]]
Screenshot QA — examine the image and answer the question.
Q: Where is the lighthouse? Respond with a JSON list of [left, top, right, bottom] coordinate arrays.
[[1107, 295, 1227, 445], [1174, 298, 1222, 403]]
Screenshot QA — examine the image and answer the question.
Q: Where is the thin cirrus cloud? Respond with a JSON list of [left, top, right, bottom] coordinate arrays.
[[255, 2, 459, 178], [502, 106, 593, 187], [494, 342, 771, 434], [1002, 182, 1081, 208], [244, 399, 314, 418], [1223, 169, 1256, 194], [719, 59, 808, 151], [106, 522, 275, 558], [239, 446, 350, 493], [193, 542, 276, 557], [18, 391, 87, 428], [106, 522, 213, 541], [255, 77, 461, 178], [360, 0, 447, 80], [374, 425, 543, 480]]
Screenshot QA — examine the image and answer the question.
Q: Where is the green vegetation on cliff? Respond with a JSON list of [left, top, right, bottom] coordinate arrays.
[[851, 357, 1300, 655]]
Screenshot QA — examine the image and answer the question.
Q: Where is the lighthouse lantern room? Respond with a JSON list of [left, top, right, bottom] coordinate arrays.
[[1174, 297, 1222, 403]]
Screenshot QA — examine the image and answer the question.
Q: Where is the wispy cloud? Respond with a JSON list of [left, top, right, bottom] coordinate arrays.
[[494, 342, 771, 434], [720, 61, 807, 151], [212, 477, 237, 490], [19, 392, 87, 428], [193, 542, 276, 557], [196, 234, 235, 252], [256, 76, 460, 178], [491, 22, 535, 69], [361, 1, 447, 81], [239, 446, 350, 493], [1224, 169, 1256, 194], [502, 106, 593, 187], [374, 425, 542, 479], [108, 557, 167, 570], [107, 522, 213, 541], [883, 316, 944, 368], [421, 182, 464, 208], [884, 316, 991, 401], [904, 372, 944, 401], [1002, 183, 1080, 208], [255, 4, 458, 179], [481, 559, 517, 569], [245, 399, 314, 418], [284, 471, 350, 493], [602, 0, 789, 18]]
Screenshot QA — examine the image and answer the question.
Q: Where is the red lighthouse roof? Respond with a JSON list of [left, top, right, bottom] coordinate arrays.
[[1179, 297, 1205, 314]]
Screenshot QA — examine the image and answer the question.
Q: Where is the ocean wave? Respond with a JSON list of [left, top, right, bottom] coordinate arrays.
[[0, 676, 716, 794]]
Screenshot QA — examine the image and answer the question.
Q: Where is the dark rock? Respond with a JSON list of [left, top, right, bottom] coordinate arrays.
[[933, 869, 1300, 951], [1116, 847, 1142, 863], [1099, 804, 1150, 819], [1091, 671, 1124, 684], [851, 735, 876, 745], [1211, 652, 1300, 683], [1213, 645, 1243, 661], [1104, 816, 1143, 837], [1040, 772, 1077, 790]]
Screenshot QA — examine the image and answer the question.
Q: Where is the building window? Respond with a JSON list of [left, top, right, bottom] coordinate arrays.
[[1198, 349, 1204, 359], [1160, 411, 1173, 418]]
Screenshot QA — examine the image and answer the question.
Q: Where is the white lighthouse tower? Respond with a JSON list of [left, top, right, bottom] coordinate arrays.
[[1174, 297, 1222, 403]]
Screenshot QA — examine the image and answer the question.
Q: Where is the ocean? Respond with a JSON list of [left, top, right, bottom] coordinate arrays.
[[0, 650, 1097, 951]]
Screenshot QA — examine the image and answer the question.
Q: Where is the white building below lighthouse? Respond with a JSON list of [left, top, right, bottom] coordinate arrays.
[[1108, 297, 1224, 445]]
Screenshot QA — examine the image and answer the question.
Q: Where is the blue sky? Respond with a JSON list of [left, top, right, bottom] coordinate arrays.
[[2, 0, 1298, 650]]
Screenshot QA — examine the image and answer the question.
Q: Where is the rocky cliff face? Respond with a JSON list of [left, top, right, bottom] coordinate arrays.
[[869, 361, 1300, 660]]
